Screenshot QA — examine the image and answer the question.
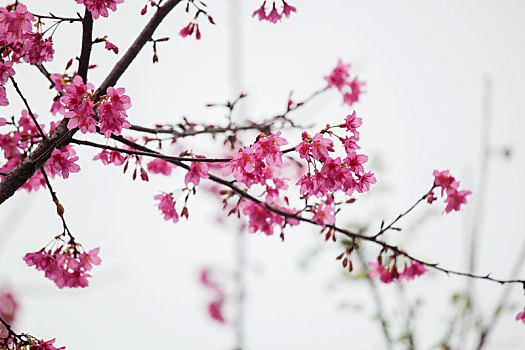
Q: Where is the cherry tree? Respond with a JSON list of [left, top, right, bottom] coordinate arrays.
[[0, 1, 524, 349]]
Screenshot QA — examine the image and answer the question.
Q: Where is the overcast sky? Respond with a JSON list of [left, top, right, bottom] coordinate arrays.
[[1, 1, 525, 349]]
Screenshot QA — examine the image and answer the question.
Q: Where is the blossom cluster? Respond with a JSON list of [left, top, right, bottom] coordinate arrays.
[[0, 291, 17, 340], [199, 269, 225, 324], [223, 131, 287, 188], [428, 170, 472, 213], [51, 75, 132, 138], [241, 200, 299, 236], [23, 246, 101, 289], [368, 260, 427, 284], [324, 60, 365, 106], [252, 1, 296, 23], [0, 4, 54, 106], [296, 112, 376, 199], [74, 0, 123, 20], [0, 110, 45, 191], [28, 338, 66, 350], [1, 112, 81, 189]]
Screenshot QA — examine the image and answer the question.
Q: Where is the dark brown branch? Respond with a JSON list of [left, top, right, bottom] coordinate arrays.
[[9, 76, 46, 139], [77, 9, 93, 81], [32, 12, 83, 22], [109, 136, 525, 287], [373, 191, 433, 239], [0, 0, 182, 205], [95, 0, 182, 96], [0, 315, 26, 345], [71, 138, 231, 163], [129, 121, 276, 138]]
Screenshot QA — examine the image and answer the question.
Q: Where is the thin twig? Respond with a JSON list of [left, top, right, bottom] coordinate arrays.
[[373, 192, 432, 239], [71, 138, 231, 163], [9, 76, 47, 139], [32, 12, 82, 22], [109, 135, 525, 287]]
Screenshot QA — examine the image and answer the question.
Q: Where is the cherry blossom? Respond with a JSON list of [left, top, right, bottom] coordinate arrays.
[[399, 261, 427, 281], [185, 158, 209, 186], [516, 308, 525, 324], [105, 41, 119, 54], [252, 1, 296, 23], [23, 246, 101, 289], [444, 188, 472, 213], [147, 158, 174, 175], [45, 147, 81, 179], [75, 0, 124, 20], [154, 192, 179, 223]]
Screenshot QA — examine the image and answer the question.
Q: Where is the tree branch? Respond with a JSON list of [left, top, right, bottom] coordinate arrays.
[[109, 135, 525, 287], [77, 9, 93, 81], [0, 0, 182, 205], [9, 76, 47, 139]]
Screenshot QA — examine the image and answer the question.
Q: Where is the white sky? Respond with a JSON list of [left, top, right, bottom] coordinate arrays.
[[1, 0, 525, 349]]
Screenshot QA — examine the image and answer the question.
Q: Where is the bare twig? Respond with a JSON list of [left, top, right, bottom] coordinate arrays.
[[9, 76, 47, 139], [71, 138, 231, 163], [109, 135, 525, 287]]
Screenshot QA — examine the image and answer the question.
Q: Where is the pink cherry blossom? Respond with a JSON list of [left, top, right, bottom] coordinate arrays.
[[0, 291, 17, 338], [311, 204, 335, 228], [45, 147, 81, 179], [105, 41, 119, 54], [0, 4, 35, 42], [241, 200, 285, 236], [295, 139, 312, 161], [0, 86, 9, 106], [252, 1, 267, 20], [281, 1, 297, 18], [444, 188, 472, 213], [208, 300, 225, 323], [342, 77, 365, 106], [311, 133, 334, 162], [433, 169, 458, 195], [0, 117, 6, 126], [50, 73, 66, 92], [267, 2, 282, 23], [320, 157, 344, 191], [78, 248, 102, 272], [199, 269, 226, 324], [23, 247, 100, 289], [344, 151, 368, 174], [324, 59, 351, 91], [21, 33, 54, 64], [65, 111, 97, 134], [368, 261, 394, 284], [29, 338, 65, 350], [98, 100, 131, 138], [154, 192, 179, 223], [180, 22, 201, 40], [106, 86, 131, 111], [93, 149, 110, 165], [75, 0, 124, 20], [399, 261, 427, 281], [147, 158, 174, 175], [185, 158, 209, 186], [356, 171, 376, 193], [0, 60, 15, 85], [426, 189, 437, 204], [343, 111, 362, 136]]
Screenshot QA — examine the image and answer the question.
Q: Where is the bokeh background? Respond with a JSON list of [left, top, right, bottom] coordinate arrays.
[[1, 0, 524, 349]]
